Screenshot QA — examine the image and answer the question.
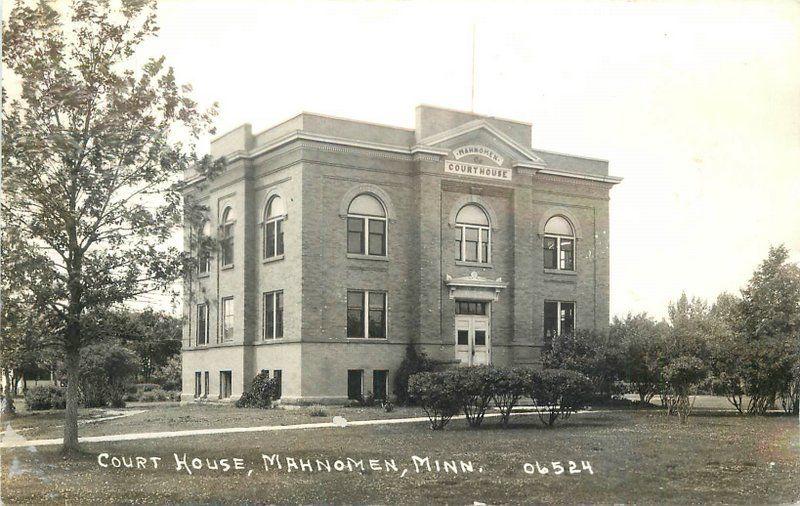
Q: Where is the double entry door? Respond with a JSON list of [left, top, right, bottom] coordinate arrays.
[[454, 300, 491, 366]]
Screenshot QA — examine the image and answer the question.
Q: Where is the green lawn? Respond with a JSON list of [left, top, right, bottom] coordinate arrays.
[[2, 399, 799, 504]]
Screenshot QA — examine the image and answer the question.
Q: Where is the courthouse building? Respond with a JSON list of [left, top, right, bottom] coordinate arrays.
[[180, 105, 621, 404]]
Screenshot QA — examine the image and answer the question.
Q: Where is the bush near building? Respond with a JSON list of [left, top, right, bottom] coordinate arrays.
[[236, 371, 280, 409], [530, 369, 593, 427], [393, 345, 435, 406], [407, 371, 461, 430], [492, 368, 532, 426], [24, 385, 66, 411]]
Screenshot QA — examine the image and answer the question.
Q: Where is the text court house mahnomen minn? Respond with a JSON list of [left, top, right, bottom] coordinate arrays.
[[180, 105, 622, 404]]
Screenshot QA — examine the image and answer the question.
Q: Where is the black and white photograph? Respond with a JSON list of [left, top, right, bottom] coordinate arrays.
[[1, 0, 799, 503]]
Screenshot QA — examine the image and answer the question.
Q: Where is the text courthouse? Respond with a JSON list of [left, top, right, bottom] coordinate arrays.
[[180, 105, 622, 404]]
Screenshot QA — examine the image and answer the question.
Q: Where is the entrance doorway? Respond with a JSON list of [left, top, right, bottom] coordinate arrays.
[[454, 300, 491, 366]]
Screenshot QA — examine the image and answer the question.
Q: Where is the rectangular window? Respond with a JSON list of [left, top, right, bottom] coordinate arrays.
[[347, 218, 364, 254], [544, 236, 575, 271], [194, 372, 201, 398], [457, 329, 469, 345], [464, 227, 479, 262], [475, 330, 486, 346], [265, 221, 276, 258], [221, 297, 234, 342], [204, 371, 209, 398], [544, 301, 575, 340], [198, 250, 210, 275], [368, 219, 386, 256], [368, 292, 386, 339], [347, 370, 363, 400], [373, 370, 388, 400], [544, 301, 559, 341], [220, 371, 232, 399], [263, 291, 284, 339], [196, 304, 208, 345], [561, 302, 575, 336], [480, 229, 489, 264], [456, 301, 486, 315], [560, 239, 574, 270], [347, 291, 365, 338], [543, 237, 557, 269], [454, 228, 463, 261], [273, 370, 282, 399], [221, 224, 234, 267], [348, 290, 386, 339], [276, 219, 284, 256]]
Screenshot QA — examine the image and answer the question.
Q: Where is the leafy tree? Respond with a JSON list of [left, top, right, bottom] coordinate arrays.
[[663, 355, 707, 423], [543, 329, 621, 400], [450, 366, 497, 428], [2, 0, 220, 453], [529, 369, 593, 427], [78, 343, 140, 408], [737, 246, 800, 414], [492, 368, 531, 427], [408, 372, 462, 430], [612, 312, 667, 406], [151, 355, 181, 391], [81, 308, 181, 382], [706, 293, 748, 413]]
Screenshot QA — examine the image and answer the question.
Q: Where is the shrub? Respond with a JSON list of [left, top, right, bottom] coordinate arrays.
[[151, 356, 181, 391], [139, 389, 171, 402], [383, 399, 394, 412], [79, 343, 140, 408], [361, 391, 376, 407], [236, 371, 279, 409], [663, 355, 707, 423], [308, 407, 328, 417], [492, 368, 531, 426], [530, 369, 593, 427], [393, 345, 435, 405], [451, 366, 497, 428], [408, 371, 461, 430], [543, 329, 622, 401], [25, 385, 66, 411]]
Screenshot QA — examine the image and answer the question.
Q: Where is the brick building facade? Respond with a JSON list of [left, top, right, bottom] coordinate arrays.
[[180, 105, 621, 404]]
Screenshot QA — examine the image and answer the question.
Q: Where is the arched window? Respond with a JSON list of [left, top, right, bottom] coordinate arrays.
[[347, 193, 386, 256], [264, 196, 285, 259], [455, 204, 490, 264], [220, 206, 235, 267], [543, 215, 575, 271], [197, 220, 211, 274]]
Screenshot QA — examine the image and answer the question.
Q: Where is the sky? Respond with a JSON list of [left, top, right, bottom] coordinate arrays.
[[4, 0, 800, 319]]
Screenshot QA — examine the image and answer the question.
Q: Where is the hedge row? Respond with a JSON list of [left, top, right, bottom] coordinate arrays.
[[408, 366, 593, 430]]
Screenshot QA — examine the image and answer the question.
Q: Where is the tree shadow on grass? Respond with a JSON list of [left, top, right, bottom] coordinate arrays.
[[691, 410, 796, 419]]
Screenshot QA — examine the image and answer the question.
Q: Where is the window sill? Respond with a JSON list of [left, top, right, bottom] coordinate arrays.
[[346, 253, 389, 262], [263, 254, 285, 264], [345, 337, 389, 342], [254, 338, 287, 346], [220, 264, 234, 271], [456, 261, 493, 269], [197, 272, 210, 279], [544, 268, 576, 276]]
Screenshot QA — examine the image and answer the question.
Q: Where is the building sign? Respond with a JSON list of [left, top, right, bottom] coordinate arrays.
[[444, 160, 512, 181], [452, 145, 504, 166]]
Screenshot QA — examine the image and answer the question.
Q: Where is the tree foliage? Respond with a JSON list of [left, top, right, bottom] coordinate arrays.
[[2, 0, 221, 452], [613, 312, 667, 406], [543, 329, 621, 400], [529, 369, 593, 427], [78, 342, 140, 408]]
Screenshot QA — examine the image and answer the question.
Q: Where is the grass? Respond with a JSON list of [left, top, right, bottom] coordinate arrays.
[[2, 400, 799, 504]]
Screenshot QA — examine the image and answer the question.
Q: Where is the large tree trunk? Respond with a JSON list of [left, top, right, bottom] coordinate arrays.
[[2, 368, 15, 417], [62, 348, 81, 453]]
